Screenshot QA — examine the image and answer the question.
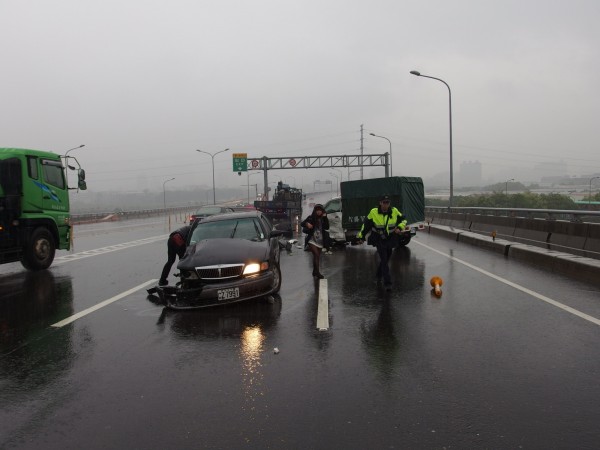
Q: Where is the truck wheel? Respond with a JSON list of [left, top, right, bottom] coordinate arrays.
[[21, 227, 56, 271]]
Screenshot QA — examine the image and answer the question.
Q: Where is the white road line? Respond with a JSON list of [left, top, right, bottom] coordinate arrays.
[[317, 278, 329, 330], [51, 279, 157, 328], [75, 221, 166, 233], [413, 240, 600, 327], [54, 235, 167, 264]]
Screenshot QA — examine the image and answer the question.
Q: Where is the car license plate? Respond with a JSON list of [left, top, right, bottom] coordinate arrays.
[[218, 287, 240, 301]]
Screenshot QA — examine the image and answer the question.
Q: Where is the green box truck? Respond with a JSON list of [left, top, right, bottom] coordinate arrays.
[[0, 148, 86, 270], [324, 176, 425, 247]]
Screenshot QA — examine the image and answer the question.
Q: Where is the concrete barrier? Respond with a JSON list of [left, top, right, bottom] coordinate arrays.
[[545, 221, 588, 254], [508, 243, 600, 286], [583, 223, 600, 255], [468, 214, 516, 240], [428, 224, 600, 287], [426, 211, 600, 262], [457, 230, 512, 255], [511, 218, 550, 246]]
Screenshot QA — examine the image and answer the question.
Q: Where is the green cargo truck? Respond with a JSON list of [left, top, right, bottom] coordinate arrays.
[[324, 176, 425, 247], [0, 148, 86, 270]]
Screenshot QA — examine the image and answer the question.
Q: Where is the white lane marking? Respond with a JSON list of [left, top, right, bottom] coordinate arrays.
[[413, 240, 600, 327], [75, 221, 166, 233], [51, 279, 157, 328], [317, 278, 329, 330], [54, 235, 167, 264]]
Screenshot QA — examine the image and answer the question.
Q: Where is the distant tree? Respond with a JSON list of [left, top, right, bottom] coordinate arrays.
[[425, 192, 576, 209]]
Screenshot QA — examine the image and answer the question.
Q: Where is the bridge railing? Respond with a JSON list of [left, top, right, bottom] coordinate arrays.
[[426, 206, 600, 223], [424, 206, 600, 260]]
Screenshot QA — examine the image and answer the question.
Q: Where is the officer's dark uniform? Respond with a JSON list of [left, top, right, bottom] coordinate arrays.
[[356, 195, 407, 288], [159, 225, 191, 286]]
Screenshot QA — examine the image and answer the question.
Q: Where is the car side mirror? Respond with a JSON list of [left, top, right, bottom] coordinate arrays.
[[269, 229, 285, 238]]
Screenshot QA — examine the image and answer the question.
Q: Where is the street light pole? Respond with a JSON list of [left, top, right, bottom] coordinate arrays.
[[505, 178, 515, 197], [330, 167, 342, 195], [369, 133, 392, 177], [329, 172, 339, 196], [196, 148, 230, 204], [348, 169, 361, 179], [163, 177, 175, 230], [163, 177, 175, 212], [246, 171, 261, 205], [64, 144, 85, 158], [589, 176, 600, 206], [410, 70, 453, 206]]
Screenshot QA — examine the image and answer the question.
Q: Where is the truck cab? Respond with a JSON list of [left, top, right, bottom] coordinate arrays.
[[0, 148, 86, 270], [323, 197, 346, 243]]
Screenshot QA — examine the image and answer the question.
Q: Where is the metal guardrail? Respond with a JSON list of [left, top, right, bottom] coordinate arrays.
[[74, 205, 600, 224], [71, 205, 195, 224], [425, 206, 600, 223]]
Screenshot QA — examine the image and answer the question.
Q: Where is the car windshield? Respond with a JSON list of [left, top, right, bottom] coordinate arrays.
[[190, 218, 265, 243], [194, 206, 224, 215]]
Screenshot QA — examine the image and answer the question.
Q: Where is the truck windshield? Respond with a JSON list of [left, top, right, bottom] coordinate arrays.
[[42, 160, 65, 189]]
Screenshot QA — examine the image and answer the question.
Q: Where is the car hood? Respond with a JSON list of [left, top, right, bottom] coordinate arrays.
[[178, 238, 269, 269]]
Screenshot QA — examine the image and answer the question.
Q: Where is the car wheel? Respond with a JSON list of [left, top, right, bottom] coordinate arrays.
[[271, 262, 282, 294]]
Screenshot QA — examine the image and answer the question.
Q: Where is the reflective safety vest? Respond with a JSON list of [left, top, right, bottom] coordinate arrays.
[[357, 206, 407, 240]]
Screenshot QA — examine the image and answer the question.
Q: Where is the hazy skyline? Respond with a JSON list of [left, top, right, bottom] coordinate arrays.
[[2, 0, 599, 195]]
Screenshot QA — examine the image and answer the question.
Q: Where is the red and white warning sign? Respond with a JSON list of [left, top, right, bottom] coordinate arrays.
[[289, 158, 297, 167]]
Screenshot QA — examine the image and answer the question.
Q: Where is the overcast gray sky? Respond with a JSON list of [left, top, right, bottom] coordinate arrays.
[[2, 0, 599, 194]]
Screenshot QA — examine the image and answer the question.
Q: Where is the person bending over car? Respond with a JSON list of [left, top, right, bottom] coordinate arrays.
[[159, 225, 191, 286]]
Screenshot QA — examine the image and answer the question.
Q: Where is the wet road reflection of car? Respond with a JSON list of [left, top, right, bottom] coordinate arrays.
[[157, 211, 285, 309], [162, 295, 282, 338]]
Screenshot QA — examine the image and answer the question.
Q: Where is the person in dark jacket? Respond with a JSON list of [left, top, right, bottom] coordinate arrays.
[[159, 225, 191, 286], [300, 204, 330, 279], [356, 194, 408, 290]]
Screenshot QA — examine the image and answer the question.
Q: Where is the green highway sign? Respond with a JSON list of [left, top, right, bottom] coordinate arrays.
[[232, 153, 247, 172]]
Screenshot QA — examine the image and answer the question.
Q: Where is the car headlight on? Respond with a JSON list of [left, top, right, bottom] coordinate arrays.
[[243, 261, 269, 275]]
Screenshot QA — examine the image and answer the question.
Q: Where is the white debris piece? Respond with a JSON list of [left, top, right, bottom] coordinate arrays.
[[273, 347, 280, 354]]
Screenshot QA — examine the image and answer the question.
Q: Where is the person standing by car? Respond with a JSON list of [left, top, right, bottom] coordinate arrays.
[[159, 225, 191, 286], [301, 204, 330, 279], [356, 195, 407, 290]]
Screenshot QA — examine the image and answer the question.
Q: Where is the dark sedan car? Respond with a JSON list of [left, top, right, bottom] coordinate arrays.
[[157, 211, 284, 309], [188, 205, 235, 224]]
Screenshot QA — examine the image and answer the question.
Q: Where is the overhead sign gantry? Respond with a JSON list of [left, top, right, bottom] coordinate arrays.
[[237, 153, 390, 200]]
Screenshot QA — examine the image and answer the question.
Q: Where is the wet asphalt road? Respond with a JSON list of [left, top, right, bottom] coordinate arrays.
[[1, 215, 600, 450]]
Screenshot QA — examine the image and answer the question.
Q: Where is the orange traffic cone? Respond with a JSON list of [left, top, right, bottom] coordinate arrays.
[[430, 276, 443, 298]]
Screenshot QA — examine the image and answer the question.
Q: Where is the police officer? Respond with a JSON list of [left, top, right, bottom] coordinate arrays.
[[356, 194, 408, 290], [158, 225, 191, 286]]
